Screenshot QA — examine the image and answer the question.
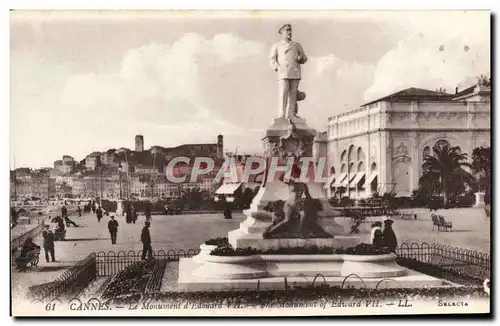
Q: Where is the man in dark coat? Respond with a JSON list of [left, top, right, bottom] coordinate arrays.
[[126, 202, 132, 224], [131, 204, 137, 224], [91, 201, 96, 213], [96, 206, 103, 223], [382, 219, 398, 252], [141, 221, 153, 260], [20, 237, 40, 258], [370, 221, 384, 248], [42, 224, 55, 262], [77, 205, 82, 217], [108, 215, 119, 244], [61, 205, 68, 218]]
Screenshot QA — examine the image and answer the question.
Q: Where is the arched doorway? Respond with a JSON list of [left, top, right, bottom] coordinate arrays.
[[393, 160, 412, 196]]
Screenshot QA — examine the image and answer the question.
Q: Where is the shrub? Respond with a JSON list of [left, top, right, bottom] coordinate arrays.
[[210, 243, 392, 256], [339, 197, 354, 207], [204, 237, 229, 246], [101, 260, 156, 301]]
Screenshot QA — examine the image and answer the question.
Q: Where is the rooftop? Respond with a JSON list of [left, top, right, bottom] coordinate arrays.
[[362, 87, 455, 107]]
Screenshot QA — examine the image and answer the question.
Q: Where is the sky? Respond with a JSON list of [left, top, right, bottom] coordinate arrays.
[[10, 10, 490, 169]]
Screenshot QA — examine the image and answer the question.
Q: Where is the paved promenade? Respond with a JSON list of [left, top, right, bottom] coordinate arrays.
[[11, 206, 490, 300]]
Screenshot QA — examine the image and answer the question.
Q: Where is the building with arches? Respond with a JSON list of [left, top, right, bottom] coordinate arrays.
[[318, 83, 490, 198]]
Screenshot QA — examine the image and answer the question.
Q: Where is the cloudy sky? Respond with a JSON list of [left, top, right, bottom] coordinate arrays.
[[11, 10, 490, 168]]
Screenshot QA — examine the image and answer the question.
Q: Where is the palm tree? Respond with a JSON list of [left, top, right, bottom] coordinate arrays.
[[421, 143, 473, 206], [472, 146, 491, 204]]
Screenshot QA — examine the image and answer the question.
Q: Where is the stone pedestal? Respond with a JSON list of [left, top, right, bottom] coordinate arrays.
[[178, 253, 444, 291], [228, 117, 347, 249], [474, 192, 486, 207], [115, 199, 125, 216]]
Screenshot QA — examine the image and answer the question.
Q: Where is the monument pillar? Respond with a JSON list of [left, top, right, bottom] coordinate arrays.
[[474, 192, 486, 207], [228, 117, 351, 250]]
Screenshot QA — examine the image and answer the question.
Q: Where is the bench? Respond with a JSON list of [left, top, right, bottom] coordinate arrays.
[[431, 214, 452, 231], [438, 216, 453, 231], [391, 211, 417, 220]]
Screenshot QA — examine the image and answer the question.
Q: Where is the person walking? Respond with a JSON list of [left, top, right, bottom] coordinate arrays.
[[96, 206, 103, 223], [61, 205, 68, 219], [77, 205, 82, 217], [107, 215, 119, 245], [140, 221, 153, 260], [125, 202, 132, 224], [382, 219, 398, 252], [42, 224, 55, 262], [145, 205, 152, 223], [370, 221, 384, 248], [131, 204, 138, 224]]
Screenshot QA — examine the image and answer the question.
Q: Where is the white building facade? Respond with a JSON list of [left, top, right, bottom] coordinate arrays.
[[319, 84, 490, 199]]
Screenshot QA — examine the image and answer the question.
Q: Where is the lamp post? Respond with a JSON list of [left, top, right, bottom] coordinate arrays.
[[118, 163, 122, 200], [347, 156, 351, 200]]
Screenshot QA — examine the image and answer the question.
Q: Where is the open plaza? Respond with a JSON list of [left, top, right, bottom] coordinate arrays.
[[11, 205, 490, 303]]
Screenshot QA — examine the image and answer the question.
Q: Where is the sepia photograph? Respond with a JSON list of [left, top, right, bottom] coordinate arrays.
[[9, 9, 491, 317]]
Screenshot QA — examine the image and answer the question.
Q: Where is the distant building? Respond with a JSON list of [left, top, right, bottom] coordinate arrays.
[[85, 152, 101, 170], [134, 164, 159, 174], [320, 82, 491, 199], [135, 135, 144, 152], [100, 150, 117, 166]]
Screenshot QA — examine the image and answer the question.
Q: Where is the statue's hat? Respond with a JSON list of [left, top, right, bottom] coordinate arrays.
[[278, 24, 292, 34]]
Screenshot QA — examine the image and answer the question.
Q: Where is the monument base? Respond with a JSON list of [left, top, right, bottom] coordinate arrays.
[[228, 230, 358, 251], [474, 192, 486, 207], [115, 199, 125, 216], [228, 179, 349, 250], [178, 253, 445, 291]]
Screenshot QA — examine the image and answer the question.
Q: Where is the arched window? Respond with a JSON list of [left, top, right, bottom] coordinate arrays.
[[423, 146, 430, 158], [357, 147, 365, 161], [357, 161, 365, 172], [371, 162, 377, 172], [348, 162, 355, 173], [340, 150, 347, 162], [341, 164, 347, 173], [348, 145, 355, 162]]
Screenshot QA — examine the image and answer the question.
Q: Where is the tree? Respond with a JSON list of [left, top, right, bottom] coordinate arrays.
[[335, 186, 347, 199], [420, 143, 473, 206], [472, 146, 491, 204], [234, 187, 259, 209], [179, 187, 204, 210], [478, 74, 491, 87]]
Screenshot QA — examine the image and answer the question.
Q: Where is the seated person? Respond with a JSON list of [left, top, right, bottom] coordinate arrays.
[[54, 216, 66, 234], [20, 237, 40, 258]]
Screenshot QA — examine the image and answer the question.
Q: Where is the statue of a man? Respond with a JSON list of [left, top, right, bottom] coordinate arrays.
[[269, 24, 308, 119]]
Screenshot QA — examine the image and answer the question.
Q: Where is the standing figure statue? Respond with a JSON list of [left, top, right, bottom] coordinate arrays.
[[269, 24, 308, 119]]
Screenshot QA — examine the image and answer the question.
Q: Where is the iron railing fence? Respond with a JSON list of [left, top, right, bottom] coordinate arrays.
[[95, 249, 200, 276], [396, 242, 490, 285], [27, 252, 97, 302]]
